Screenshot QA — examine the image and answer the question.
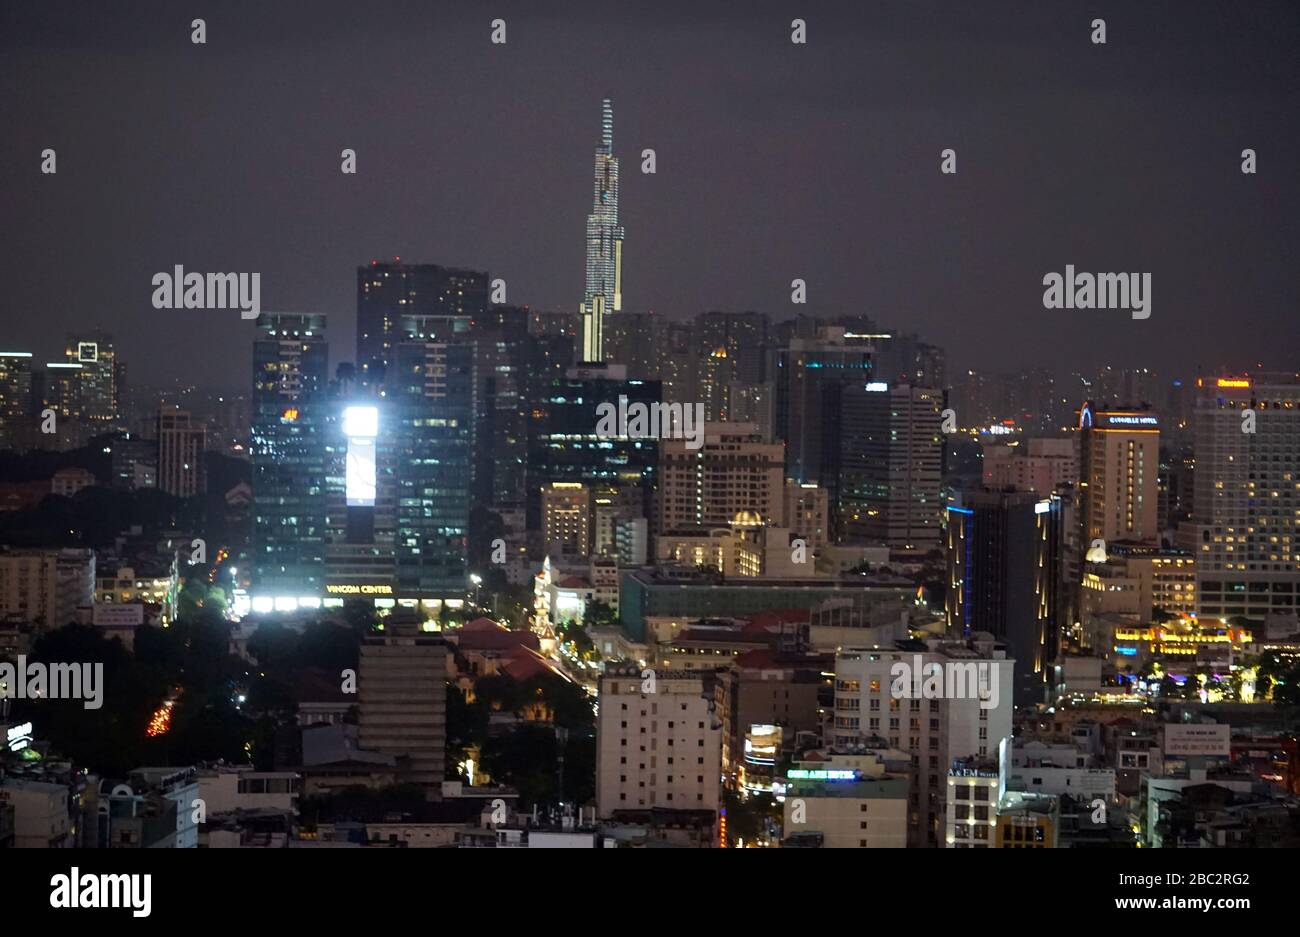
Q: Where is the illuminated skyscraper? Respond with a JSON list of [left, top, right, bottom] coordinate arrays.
[[64, 332, 119, 425], [580, 99, 624, 363], [388, 319, 473, 597], [356, 261, 486, 382], [1077, 401, 1160, 546], [696, 311, 769, 421], [251, 313, 330, 594], [836, 382, 945, 550], [0, 352, 33, 450], [526, 365, 659, 531], [1188, 373, 1300, 623]]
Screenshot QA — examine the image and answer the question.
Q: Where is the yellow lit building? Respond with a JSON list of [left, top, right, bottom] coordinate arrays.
[[995, 791, 1058, 848]]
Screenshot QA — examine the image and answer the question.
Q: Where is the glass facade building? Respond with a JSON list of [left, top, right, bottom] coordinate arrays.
[[250, 313, 330, 594]]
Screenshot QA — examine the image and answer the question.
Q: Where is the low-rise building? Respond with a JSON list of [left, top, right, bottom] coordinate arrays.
[[781, 770, 908, 848], [195, 764, 299, 816], [996, 790, 1059, 848], [0, 777, 72, 848]]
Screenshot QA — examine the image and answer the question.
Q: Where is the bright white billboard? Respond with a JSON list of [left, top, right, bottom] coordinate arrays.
[[346, 437, 376, 506]]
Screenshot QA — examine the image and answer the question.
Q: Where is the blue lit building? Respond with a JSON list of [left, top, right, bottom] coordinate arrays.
[[250, 313, 330, 595], [945, 490, 1063, 705]]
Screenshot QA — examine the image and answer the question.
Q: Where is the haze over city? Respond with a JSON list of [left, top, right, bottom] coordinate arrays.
[[1, 2, 1296, 915], [4, 0, 1298, 389]]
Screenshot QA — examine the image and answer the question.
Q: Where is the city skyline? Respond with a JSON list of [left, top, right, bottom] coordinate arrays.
[[3, 0, 1300, 879]]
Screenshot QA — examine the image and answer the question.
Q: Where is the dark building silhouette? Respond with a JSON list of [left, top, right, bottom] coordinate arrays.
[[946, 489, 1063, 705]]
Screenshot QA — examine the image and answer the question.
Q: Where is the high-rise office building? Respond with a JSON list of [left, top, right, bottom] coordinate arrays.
[[695, 311, 769, 422], [356, 261, 486, 382], [359, 613, 449, 792], [836, 383, 945, 550], [526, 364, 659, 531], [34, 362, 91, 451], [1188, 373, 1300, 623], [772, 324, 874, 494], [0, 351, 33, 450], [605, 312, 663, 382], [42, 362, 82, 420], [157, 408, 205, 497], [605, 313, 707, 409], [1095, 367, 1161, 413], [468, 306, 531, 515], [658, 423, 785, 533], [387, 321, 474, 598], [869, 330, 947, 391], [64, 332, 119, 425], [579, 99, 624, 364], [1077, 402, 1160, 547], [321, 390, 397, 596], [660, 321, 696, 402], [250, 313, 330, 595], [264, 336, 471, 607], [945, 491, 1062, 705]]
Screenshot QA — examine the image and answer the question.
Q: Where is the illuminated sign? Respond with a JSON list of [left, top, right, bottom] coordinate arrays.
[[342, 405, 379, 439], [281, 407, 299, 422], [950, 767, 998, 779], [1102, 415, 1158, 426], [77, 342, 98, 363], [1216, 379, 1250, 388], [864, 382, 888, 392], [787, 769, 858, 780], [345, 437, 377, 505], [342, 406, 379, 507], [325, 583, 394, 595], [6, 721, 33, 752]]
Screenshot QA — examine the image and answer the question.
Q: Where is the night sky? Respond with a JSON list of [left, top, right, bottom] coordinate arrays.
[[3, 0, 1297, 390]]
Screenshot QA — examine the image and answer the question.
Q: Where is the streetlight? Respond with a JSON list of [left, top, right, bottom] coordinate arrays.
[[469, 573, 483, 611]]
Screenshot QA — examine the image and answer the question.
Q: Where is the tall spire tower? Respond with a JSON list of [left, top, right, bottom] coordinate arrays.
[[580, 98, 624, 363]]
